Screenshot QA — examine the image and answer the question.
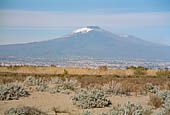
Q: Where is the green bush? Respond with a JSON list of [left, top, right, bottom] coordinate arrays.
[[126, 66, 137, 70], [134, 66, 148, 76], [156, 68, 170, 77], [50, 64, 56, 67], [98, 65, 108, 71], [63, 69, 69, 75]]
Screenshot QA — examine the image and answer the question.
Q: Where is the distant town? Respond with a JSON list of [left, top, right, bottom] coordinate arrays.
[[0, 56, 170, 69]]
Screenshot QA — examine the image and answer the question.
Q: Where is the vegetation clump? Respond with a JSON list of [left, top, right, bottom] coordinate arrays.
[[98, 65, 108, 71], [101, 102, 152, 115], [82, 110, 93, 115], [24, 76, 49, 92], [156, 68, 170, 77], [0, 82, 29, 100], [148, 95, 162, 108], [5, 106, 47, 115], [146, 83, 170, 112], [134, 66, 148, 76], [71, 88, 112, 109], [145, 83, 160, 94], [146, 83, 170, 101], [126, 66, 148, 76], [102, 81, 131, 96], [24, 76, 38, 86], [159, 98, 170, 114], [63, 69, 69, 75], [24, 76, 47, 86], [49, 77, 80, 94]]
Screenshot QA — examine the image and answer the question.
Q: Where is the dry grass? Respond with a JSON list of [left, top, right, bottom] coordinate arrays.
[[148, 95, 163, 108], [0, 72, 169, 94], [164, 81, 170, 90], [0, 65, 170, 94], [79, 76, 170, 93], [0, 66, 155, 76], [1, 65, 169, 77]]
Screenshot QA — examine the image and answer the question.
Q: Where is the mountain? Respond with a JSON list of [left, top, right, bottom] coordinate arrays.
[[0, 26, 170, 60]]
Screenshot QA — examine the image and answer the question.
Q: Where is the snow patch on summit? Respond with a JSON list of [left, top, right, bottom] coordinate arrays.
[[72, 27, 93, 34], [119, 34, 129, 38]]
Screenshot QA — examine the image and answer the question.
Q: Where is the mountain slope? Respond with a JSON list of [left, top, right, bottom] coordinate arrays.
[[0, 26, 170, 59]]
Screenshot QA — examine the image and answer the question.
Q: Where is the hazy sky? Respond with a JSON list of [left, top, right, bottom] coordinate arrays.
[[0, 0, 170, 45]]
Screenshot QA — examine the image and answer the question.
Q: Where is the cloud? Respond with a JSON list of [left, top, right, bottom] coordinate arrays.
[[0, 10, 170, 28]]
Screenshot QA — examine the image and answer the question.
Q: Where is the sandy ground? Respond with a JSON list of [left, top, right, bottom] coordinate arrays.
[[0, 91, 150, 115]]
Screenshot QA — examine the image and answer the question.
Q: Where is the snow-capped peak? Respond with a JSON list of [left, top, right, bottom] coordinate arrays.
[[72, 27, 93, 34], [119, 34, 129, 38]]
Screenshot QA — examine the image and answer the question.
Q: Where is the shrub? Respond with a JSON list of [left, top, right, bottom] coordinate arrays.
[[5, 106, 47, 115], [51, 77, 63, 84], [134, 69, 146, 76], [156, 90, 170, 101], [146, 83, 170, 112], [148, 95, 162, 108], [129, 66, 148, 76], [82, 110, 93, 115], [35, 82, 48, 92], [24, 76, 37, 86], [24, 76, 49, 92], [63, 69, 69, 75], [110, 102, 152, 115], [48, 77, 80, 94], [126, 66, 137, 70], [157, 108, 170, 115], [102, 81, 130, 96], [7, 65, 20, 71], [102, 81, 117, 95], [98, 65, 108, 71], [156, 68, 170, 77], [145, 83, 160, 94], [134, 69, 147, 76], [63, 78, 80, 90], [50, 64, 56, 67], [0, 82, 29, 100], [24, 76, 46, 86], [164, 81, 170, 90], [163, 98, 170, 113], [71, 88, 112, 109]]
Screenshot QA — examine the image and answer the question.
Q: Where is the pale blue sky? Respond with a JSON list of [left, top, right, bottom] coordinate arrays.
[[0, 0, 170, 45]]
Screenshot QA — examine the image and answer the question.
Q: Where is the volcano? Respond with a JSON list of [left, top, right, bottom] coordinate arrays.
[[0, 26, 170, 60]]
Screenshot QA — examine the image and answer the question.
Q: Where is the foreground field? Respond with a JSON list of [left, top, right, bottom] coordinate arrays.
[[0, 91, 150, 115], [0, 76, 169, 115], [0, 66, 170, 115]]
